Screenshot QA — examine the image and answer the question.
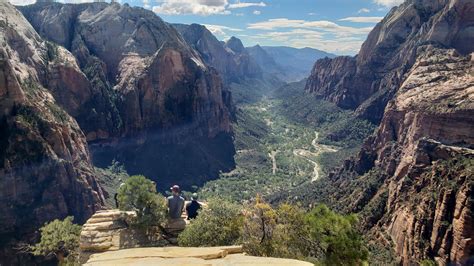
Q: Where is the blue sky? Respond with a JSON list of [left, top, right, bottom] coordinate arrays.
[[10, 0, 405, 55], [149, 0, 404, 55]]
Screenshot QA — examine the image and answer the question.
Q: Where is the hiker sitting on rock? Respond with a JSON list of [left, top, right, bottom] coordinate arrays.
[[167, 185, 185, 219], [186, 193, 201, 220]]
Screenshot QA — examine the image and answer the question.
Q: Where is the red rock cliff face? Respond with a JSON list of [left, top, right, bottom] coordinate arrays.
[[297, 0, 474, 264], [19, 2, 235, 191], [0, 3, 104, 262], [358, 46, 473, 265], [305, 0, 474, 123]]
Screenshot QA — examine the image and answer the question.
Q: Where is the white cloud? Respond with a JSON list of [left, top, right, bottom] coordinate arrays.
[[9, 0, 101, 4], [143, 0, 150, 9], [152, 0, 266, 15], [373, 0, 403, 7], [253, 10, 261, 15], [153, 0, 230, 16], [247, 18, 373, 37], [339, 16, 383, 23], [249, 29, 364, 54], [203, 24, 243, 37], [358, 8, 370, 13], [246, 18, 377, 54], [308, 12, 316, 16], [228, 1, 266, 9], [8, 0, 36, 5]]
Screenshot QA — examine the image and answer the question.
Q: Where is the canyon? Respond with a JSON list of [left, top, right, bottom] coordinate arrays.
[[0, 0, 472, 264], [297, 0, 474, 264]]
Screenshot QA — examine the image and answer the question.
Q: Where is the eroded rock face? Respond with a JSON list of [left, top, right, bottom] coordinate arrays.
[[20, 2, 236, 190], [301, 47, 473, 265], [0, 2, 104, 263], [361, 47, 474, 265], [305, 0, 474, 123]]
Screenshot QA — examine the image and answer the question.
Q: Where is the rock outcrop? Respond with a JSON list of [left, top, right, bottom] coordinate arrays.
[[174, 24, 263, 83], [224, 37, 262, 80], [293, 0, 474, 264], [173, 23, 242, 83], [79, 210, 170, 263], [20, 2, 236, 190], [294, 41, 473, 266], [305, 0, 474, 124], [355, 46, 474, 265], [84, 246, 313, 266], [0, 2, 104, 263]]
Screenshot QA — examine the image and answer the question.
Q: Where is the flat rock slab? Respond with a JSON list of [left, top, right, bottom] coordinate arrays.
[[85, 247, 312, 266]]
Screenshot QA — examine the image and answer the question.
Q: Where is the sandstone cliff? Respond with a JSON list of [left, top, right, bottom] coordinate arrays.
[[305, 0, 474, 124], [291, 0, 474, 264], [20, 2, 236, 190], [0, 3, 104, 262]]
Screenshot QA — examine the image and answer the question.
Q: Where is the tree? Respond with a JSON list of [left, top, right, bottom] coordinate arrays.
[[305, 204, 368, 265], [242, 194, 278, 256], [242, 197, 313, 259], [31, 216, 81, 265], [178, 199, 243, 247], [117, 175, 167, 228], [242, 199, 368, 265]]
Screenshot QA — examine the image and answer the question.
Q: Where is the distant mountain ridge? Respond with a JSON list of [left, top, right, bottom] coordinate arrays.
[[173, 23, 335, 83], [260, 46, 336, 82]]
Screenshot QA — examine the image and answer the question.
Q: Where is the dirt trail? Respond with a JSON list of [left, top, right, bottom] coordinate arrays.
[[269, 150, 278, 175], [293, 132, 338, 182]]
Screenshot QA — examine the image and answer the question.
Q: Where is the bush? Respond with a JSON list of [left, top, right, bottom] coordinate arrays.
[[31, 216, 81, 265], [178, 199, 243, 247], [117, 175, 167, 228], [243, 197, 316, 260], [242, 198, 368, 265], [306, 205, 368, 265]]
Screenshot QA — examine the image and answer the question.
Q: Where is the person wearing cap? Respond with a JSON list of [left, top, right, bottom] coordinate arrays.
[[185, 193, 201, 220], [167, 185, 185, 219]]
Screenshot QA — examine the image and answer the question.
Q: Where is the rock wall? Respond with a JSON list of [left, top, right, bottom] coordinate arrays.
[[19, 2, 236, 190], [295, 46, 473, 265], [0, 3, 104, 263], [305, 0, 474, 124], [294, 0, 474, 263]]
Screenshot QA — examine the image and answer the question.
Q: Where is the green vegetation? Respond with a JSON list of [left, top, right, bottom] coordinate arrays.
[[30, 217, 81, 265], [242, 198, 368, 265], [117, 175, 167, 228], [179, 196, 367, 265], [44, 41, 59, 62], [178, 199, 243, 247], [200, 80, 374, 202], [199, 99, 315, 201], [305, 205, 368, 265], [95, 160, 130, 208]]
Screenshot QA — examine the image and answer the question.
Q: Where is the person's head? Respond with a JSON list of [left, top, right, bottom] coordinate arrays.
[[170, 185, 180, 196], [191, 193, 198, 201]]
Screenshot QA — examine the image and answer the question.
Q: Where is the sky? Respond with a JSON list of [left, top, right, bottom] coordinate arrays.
[[9, 0, 405, 55]]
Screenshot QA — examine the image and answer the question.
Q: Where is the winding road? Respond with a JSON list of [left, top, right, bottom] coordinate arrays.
[[293, 132, 338, 182]]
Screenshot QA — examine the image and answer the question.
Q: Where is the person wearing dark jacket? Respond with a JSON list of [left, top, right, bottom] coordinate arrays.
[[185, 193, 201, 220]]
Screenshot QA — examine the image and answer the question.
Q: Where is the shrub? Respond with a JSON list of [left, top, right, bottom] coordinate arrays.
[[117, 175, 167, 228], [306, 204, 369, 265], [243, 199, 368, 265], [31, 216, 81, 265], [243, 198, 315, 260], [178, 199, 243, 247]]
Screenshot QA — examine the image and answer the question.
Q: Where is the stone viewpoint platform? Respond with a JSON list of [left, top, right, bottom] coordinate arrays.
[[84, 246, 313, 265]]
